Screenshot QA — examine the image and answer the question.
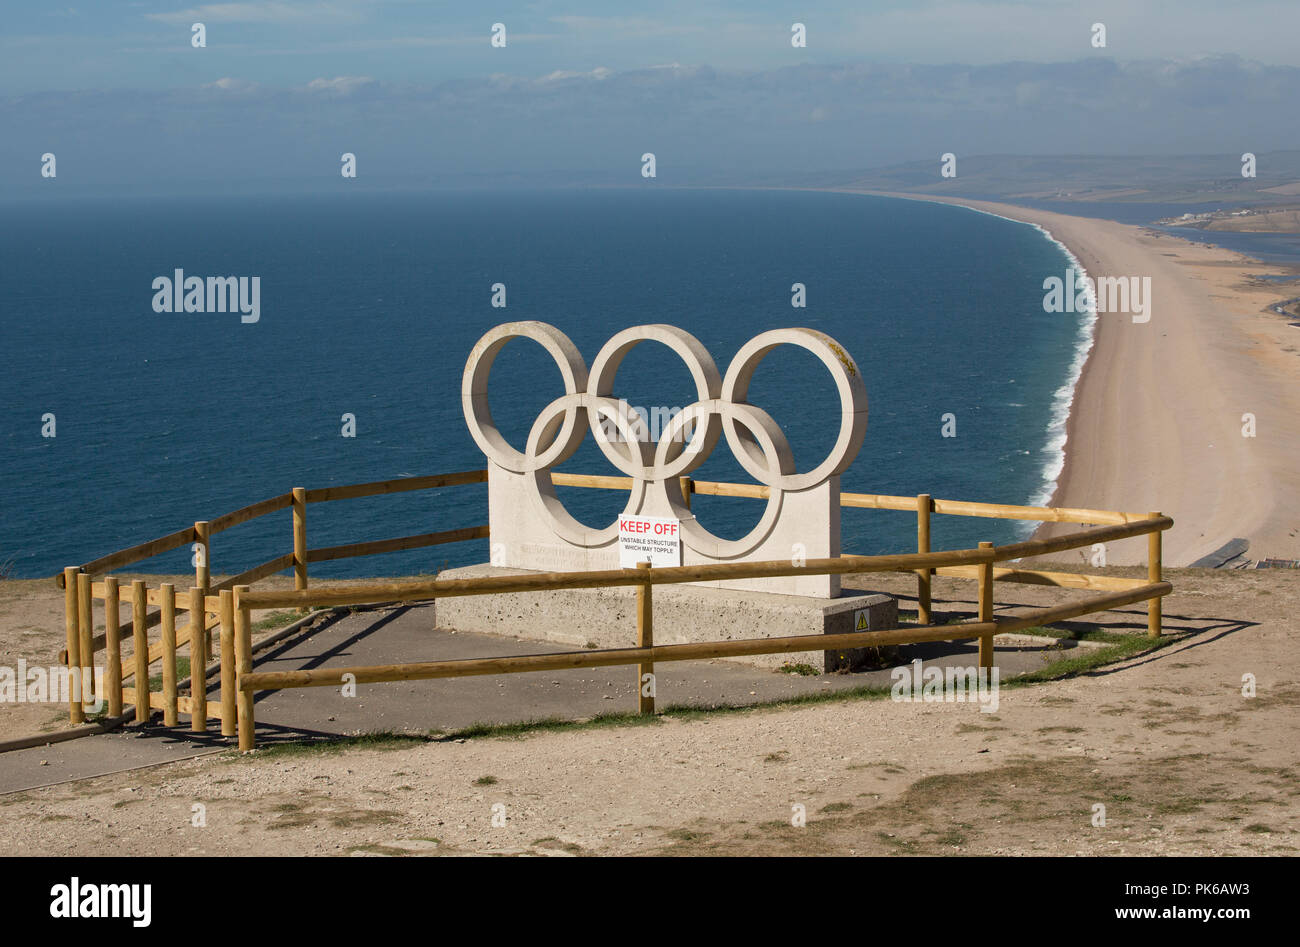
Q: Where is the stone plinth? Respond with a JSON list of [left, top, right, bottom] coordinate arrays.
[[435, 564, 897, 672]]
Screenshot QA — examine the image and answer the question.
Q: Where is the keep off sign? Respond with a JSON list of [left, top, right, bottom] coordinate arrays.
[[618, 516, 682, 568]]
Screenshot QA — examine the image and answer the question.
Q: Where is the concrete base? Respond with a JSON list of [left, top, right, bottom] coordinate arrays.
[[436, 564, 898, 672]]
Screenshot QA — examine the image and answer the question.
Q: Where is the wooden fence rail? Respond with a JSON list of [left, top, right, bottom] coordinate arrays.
[[240, 582, 1172, 693], [232, 517, 1169, 611], [55, 468, 1146, 590], [55, 467, 1171, 746], [227, 514, 1170, 748]]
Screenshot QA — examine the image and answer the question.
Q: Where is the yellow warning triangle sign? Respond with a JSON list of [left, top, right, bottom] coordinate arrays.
[[855, 611, 868, 631]]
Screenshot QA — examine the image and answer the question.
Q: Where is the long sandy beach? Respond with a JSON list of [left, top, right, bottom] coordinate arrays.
[[838, 191, 1300, 567]]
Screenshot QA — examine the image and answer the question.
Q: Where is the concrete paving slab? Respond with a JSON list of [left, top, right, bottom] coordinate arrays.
[[0, 729, 224, 795]]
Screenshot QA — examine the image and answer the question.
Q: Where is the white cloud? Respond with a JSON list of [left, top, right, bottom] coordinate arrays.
[[304, 75, 375, 94], [202, 76, 259, 91], [538, 67, 612, 83]]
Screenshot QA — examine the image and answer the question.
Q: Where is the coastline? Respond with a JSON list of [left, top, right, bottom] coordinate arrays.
[[831, 189, 1300, 567], [944, 206, 1100, 511]]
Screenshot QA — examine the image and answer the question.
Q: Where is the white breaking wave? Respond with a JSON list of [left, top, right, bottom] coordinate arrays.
[[901, 199, 1099, 536]]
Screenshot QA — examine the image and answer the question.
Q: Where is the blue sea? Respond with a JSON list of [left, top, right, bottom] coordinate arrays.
[[0, 189, 1092, 579]]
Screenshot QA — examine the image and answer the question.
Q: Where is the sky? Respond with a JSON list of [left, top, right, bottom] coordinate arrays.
[[3, 1, 1300, 195]]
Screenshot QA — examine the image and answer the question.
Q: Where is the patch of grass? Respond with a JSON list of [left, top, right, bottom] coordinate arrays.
[[876, 831, 919, 853], [1004, 635, 1169, 687], [439, 710, 662, 741], [929, 828, 967, 846], [532, 837, 583, 854], [347, 843, 409, 856], [474, 775, 498, 786], [328, 810, 399, 830], [777, 662, 820, 676], [228, 730, 428, 761], [239, 712, 665, 758], [820, 802, 852, 814], [148, 657, 191, 691], [1244, 824, 1273, 834], [253, 610, 300, 633], [264, 798, 401, 832], [1015, 624, 1145, 646], [660, 682, 896, 723]]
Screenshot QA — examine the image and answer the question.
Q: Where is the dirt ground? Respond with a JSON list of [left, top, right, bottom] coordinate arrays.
[[1, 567, 1296, 856]]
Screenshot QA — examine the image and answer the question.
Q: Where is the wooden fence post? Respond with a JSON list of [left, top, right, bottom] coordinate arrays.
[[132, 580, 149, 725], [193, 520, 210, 596], [636, 561, 654, 715], [234, 585, 255, 750], [678, 476, 693, 511], [77, 572, 94, 703], [977, 542, 994, 670], [104, 576, 123, 718], [917, 494, 932, 625], [219, 590, 237, 738], [1148, 512, 1163, 639], [190, 585, 207, 732], [160, 584, 179, 727], [292, 487, 308, 613], [63, 567, 84, 724]]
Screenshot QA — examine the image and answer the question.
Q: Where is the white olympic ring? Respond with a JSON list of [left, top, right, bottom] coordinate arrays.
[[462, 321, 867, 555]]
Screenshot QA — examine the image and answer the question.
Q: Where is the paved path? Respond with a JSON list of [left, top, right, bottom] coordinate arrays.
[[1, 604, 1088, 794]]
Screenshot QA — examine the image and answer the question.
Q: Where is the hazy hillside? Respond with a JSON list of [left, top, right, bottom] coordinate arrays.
[[842, 152, 1300, 206]]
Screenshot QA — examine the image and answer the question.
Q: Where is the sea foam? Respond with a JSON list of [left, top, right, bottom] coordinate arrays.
[[932, 202, 1098, 535]]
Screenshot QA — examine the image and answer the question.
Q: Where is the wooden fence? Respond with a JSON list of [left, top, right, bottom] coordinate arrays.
[[53, 470, 1171, 749]]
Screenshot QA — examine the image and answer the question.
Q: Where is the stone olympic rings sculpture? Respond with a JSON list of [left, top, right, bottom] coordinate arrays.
[[462, 321, 867, 560]]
